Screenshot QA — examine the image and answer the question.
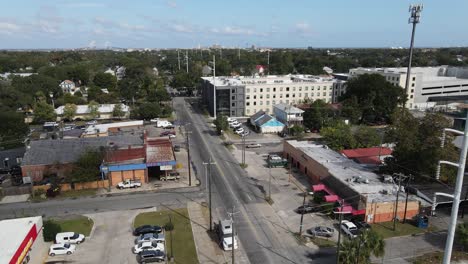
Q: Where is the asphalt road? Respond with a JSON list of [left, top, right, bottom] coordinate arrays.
[[175, 97, 323, 264]]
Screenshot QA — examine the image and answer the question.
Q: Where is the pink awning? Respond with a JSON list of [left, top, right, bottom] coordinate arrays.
[[352, 209, 366, 215], [312, 184, 325, 192], [325, 195, 339, 202], [335, 205, 353, 213]]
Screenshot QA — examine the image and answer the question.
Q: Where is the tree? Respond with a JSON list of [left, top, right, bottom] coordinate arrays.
[[112, 103, 125, 118], [340, 74, 406, 123], [303, 100, 333, 131], [339, 230, 385, 264], [289, 125, 304, 137], [34, 101, 56, 123], [43, 220, 62, 242], [354, 126, 381, 148], [0, 111, 28, 149], [69, 148, 104, 183], [384, 110, 458, 183], [88, 101, 99, 120], [214, 115, 228, 134], [457, 222, 468, 251], [134, 102, 161, 120], [93, 72, 117, 89], [62, 104, 77, 121], [320, 121, 356, 151]]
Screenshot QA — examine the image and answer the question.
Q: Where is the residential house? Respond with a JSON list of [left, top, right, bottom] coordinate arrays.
[[59, 80, 78, 95], [249, 110, 285, 133], [273, 103, 304, 126]]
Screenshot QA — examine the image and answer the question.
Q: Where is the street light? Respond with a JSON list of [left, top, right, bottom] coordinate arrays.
[[49, 92, 55, 109]]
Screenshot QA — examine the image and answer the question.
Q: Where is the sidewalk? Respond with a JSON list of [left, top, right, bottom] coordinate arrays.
[[187, 202, 226, 264]]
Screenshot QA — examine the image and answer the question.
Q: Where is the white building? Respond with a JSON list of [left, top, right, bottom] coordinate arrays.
[[273, 103, 304, 126], [59, 80, 78, 95], [349, 66, 468, 110], [55, 103, 130, 121], [201, 74, 346, 117]]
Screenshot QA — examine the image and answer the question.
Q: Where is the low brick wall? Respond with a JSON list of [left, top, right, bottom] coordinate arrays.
[[32, 180, 109, 193]]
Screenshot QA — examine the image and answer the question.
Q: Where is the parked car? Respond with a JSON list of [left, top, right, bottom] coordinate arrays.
[[235, 127, 244, 134], [173, 145, 181, 152], [156, 120, 172, 128], [162, 125, 175, 129], [227, 117, 236, 122], [133, 225, 163, 236], [160, 172, 180, 181], [55, 232, 85, 244], [160, 131, 176, 137], [232, 123, 242, 129], [137, 250, 166, 263], [340, 220, 359, 238], [86, 120, 97, 126], [49, 243, 76, 256], [240, 131, 249, 137], [134, 233, 165, 244], [246, 143, 261, 148], [295, 204, 319, 214], [150, 118, 160, 123], [307, 226, 335, 238], [352, 219, 371, 230], [117, 179, 142, 189], [133, 241, 165, 254]]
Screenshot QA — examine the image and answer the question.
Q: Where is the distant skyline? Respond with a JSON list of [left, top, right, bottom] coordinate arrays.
[[0, 0, 467, 49]]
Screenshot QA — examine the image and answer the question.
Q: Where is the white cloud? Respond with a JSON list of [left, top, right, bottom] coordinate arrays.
[[295, 22, 312, 36], [209, 26, 266, 37], [88, 40, 96, 48], [0, 22, 21, 34], [166, 0, 177, 8], [171, 24, 193, 33]]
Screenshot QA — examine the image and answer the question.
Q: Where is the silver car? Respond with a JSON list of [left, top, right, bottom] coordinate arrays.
[[307, 226, 335, 238], [134, 233, 165, 244]]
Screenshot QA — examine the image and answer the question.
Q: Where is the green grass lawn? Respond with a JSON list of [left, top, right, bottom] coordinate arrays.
[[134, 208, 198, 264], [371, 221, 433, 239], [56, 216, 94, 236]]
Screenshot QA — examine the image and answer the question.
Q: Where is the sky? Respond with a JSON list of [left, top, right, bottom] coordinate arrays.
[[0, 0, 467, 49]]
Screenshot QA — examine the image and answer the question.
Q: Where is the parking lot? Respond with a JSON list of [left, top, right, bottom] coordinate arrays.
[[232, 145, 340, 243], [45, 208, 156, 264]]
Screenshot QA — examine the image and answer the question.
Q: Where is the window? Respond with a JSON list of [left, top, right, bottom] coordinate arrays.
[[411, 89, 414, 93], [254, 88, 257, 93], [247, 88, 250, 93], [412, 77, 416, 81], [273, 87, 276, 92], [329, 92, 332, 96], [232, 89, 235, 93], [266, 94, 270, 99], [412, 83, 415, 87], [286, 94, 289, 98], [292, 94, 295, 98], [286, 87, 290, 91], [323, 92, 326, 96], [232, 111, 235, 115], [232, 103, 235, 107], [293, 87, 296, 92], [246, 102, 250, 106], [410, 95, 413, 98], [305, 86, 308, 91], [266, 101, 270, 105], [254, 95, 257, 99], [299, 87, 302, 91], [311, 86, 314, 91], [318, 86, 321, 90], [231, 96, 235, 100], [286, 100, 289, 104], [299, 93, 302, 97], [267, 88, 270, 92], [280, 87, 283, 91], [260, 101, 263, 105], [304, 93, 308, 98], [247, 109, 250, 114], [246, 95, 250, 99], [260, 88, 263, 93], [280, 94, 283, 98], [272, 100, 276, 105], [253, 102, 257, 105], [273, 95, 276, 98], [311, 92, 314, 96], [260, 95, 264, 99]]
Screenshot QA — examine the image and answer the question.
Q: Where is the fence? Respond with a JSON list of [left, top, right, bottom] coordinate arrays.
[[1, 185, 32, 196], [32, 180, 109, 193]]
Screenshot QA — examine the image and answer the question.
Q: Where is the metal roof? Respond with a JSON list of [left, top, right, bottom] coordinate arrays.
[[250, 110, 266, 122], [145, 137, 175, 165], [274, 103, 304, 114], [22, 135, 143, 166]]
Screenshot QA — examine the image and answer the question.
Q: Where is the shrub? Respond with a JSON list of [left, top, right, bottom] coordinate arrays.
[[33, 188, 46, 197], [164, 221, 174, 231], [43, 220, 62, 242]]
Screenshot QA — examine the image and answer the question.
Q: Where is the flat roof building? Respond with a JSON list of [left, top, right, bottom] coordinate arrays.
[[201, 74, 346, 117], [284, 140, 421, 223], [349, 66, 468, 110]]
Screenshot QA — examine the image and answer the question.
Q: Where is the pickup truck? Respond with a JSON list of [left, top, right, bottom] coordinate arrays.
[[160, 172, 180, 181], [267, 154, 288, 168], [117, 179, 142, 189]]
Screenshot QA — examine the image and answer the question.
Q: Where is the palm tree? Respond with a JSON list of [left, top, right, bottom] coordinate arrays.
[[456, 222, 468, 251], [338, 230, 385, 264]]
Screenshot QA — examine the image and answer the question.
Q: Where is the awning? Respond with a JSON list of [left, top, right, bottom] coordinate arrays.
[[335, 205, 353, 213], [325, 195, 339, 202], [312, 184, 325, 192]]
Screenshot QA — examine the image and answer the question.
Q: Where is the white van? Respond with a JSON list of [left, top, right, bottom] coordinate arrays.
[[55, 232, 85, 244]]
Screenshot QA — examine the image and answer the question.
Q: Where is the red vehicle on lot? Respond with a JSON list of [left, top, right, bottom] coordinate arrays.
[[160, 130, 176, 137]]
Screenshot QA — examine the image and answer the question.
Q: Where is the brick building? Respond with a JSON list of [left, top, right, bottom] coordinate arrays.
[[283, 140, 422, 223]]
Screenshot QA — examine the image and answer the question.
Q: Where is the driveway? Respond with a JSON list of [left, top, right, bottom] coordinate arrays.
[[45, 208, 157, 264]]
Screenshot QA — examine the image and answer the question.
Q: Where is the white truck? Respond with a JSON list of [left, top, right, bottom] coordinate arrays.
[[216, 219, 238, 251], [156, 120, 173, 128], [117, 179, 142, 189]]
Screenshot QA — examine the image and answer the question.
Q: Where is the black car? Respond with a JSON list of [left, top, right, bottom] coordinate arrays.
[[353, 220, 371, 230], [137, 250, 165, 263], [296, 204, 319, 214], [133, 225, 163, 236]]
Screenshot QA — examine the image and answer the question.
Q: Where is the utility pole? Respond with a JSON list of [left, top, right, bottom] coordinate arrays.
[[299, 191, 307, 236], [241, 135, 246, 165], [186, 128, 192, 186], [403, 174, 414, 223], [267, 50, 270, 75], [203, 157, 216, 231], [186, 50, 189, 73], [393, 173, 404, 231], [335, 199, 346, 264], [212, 55, 216, 119], [177, 50, 181, 71], [404, 4, 423, 106], [268, 165, 272, 201], [231, 206, 235, 264]]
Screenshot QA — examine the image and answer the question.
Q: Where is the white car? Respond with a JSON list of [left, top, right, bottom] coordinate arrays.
[[232, 123, 242, 129], [55, 232, 85, 244], [235, 127, 245, 134], [169, 134, 176, 139], [246, 143, 261, 148], [133, 241, 165, 254], [49, 243, 76, 256], [150, 118, 160, 123], [227, 117, 237, 122], [340, 220, 359, 238]]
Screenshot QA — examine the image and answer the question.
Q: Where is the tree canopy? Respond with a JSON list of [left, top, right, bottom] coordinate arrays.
[[34, 101, 56, 123], [340, 74, 406, 124], [303, 99, 334, 131], [0, 111, 28, 149], [69, 148, 104, 183]]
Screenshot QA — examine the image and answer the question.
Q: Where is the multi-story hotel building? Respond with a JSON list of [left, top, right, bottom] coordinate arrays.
[[201, 74, 346, 117]]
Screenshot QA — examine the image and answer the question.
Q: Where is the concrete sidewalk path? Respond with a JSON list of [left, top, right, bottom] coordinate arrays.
[[187, 202, 227, 264]]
